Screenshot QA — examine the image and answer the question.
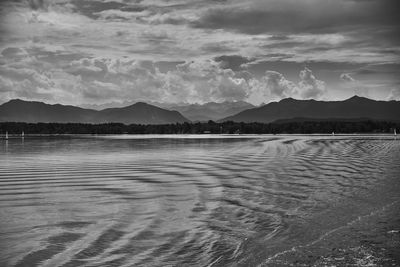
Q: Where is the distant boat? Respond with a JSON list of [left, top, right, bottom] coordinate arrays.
[[5, 131, 8, 140], [22, 131, 24, 138], [395, 129, 397, 136], [332, 132, 335, 136]]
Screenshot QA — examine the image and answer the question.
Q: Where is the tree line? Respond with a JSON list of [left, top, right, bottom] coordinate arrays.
[[0, 120, 399, 135]]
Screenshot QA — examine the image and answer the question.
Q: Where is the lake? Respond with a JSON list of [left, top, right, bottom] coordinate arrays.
[[1, 135, 399, 266]]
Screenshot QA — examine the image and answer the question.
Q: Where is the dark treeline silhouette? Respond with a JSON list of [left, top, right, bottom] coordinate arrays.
[[1, 120, 399, 135]]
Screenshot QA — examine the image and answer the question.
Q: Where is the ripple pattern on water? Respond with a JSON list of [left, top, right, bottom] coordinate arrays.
[[0, 136, 399, 266]]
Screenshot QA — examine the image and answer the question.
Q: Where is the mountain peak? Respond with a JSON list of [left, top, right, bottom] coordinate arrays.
[[132, 101, 149, 107], [346, 95, 370, 101], [6, 99, 28, 104], [3, 99, 49, 107], [279, 97, 297, 103]]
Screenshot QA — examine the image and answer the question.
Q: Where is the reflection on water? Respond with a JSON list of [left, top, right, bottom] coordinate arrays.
[[0, 135, 399, 266]]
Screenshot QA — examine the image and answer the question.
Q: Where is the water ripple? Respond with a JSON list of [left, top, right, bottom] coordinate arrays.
[[1, 135, 399, 266]]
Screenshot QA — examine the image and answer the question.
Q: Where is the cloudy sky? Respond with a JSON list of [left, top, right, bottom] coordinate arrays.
[[0, 0, 399, 106]]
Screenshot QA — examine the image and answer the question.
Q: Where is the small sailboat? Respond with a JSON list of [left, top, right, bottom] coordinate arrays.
[[22, 131, 24, 138], [5, 131, 8, 140], [332, 132, 335, 136]]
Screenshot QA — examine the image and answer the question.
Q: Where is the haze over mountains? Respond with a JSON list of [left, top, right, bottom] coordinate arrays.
[[0, 96, 399, 125], [157, 101, 255, 122], [220, 96, 400, 123], [82, 101, 256, 122]]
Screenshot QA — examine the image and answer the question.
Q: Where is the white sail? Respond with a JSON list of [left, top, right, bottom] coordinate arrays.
[[5, 131, 8, 140]]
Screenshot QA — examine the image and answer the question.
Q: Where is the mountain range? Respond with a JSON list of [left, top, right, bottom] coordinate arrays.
[[81, 100, 256, 122], [157, 101, 255, 122], [0, 96, 399, 124], [0, 99, 188, 124], [220, 96, 400, 123]]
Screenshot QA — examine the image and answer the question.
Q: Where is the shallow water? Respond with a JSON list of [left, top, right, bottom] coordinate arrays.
[[0, 135, 399, 266]]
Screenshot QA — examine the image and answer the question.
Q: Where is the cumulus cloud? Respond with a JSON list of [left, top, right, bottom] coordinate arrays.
[[163, 60, 252, 103], [68, 58, 105, 76], [0, 46, 83, 103], [262, 71, 298, 98], [298, 67, 326, 99], [0, 76, 14, 92], [0, 64, 58, 101], [2, 55, 254, 104], [1, 0, 399, 105], [0, 65, 54, 89], [250, 67, 327, 101], [0, 44, 330, 105]]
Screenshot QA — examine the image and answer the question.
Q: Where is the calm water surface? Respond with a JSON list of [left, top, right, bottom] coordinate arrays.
[[0, 135, 399, 266]]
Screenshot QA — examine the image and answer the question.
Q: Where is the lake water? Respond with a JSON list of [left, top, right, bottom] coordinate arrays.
[[1, 135, 399, 267]]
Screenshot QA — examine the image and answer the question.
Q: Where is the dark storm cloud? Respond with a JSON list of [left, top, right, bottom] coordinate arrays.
[[192, 0, 400, 35], [214, 55, 253, 70], [28, 0, 48, 10]]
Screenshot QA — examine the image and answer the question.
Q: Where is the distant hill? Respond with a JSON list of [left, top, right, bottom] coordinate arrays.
[[163, 101, 255, 121], [0, 99, 98, 123], [80, 100, 255, 121], [220, 96, 400, 123], [98, 102, 189, 124], [0, 99, 189, 124]]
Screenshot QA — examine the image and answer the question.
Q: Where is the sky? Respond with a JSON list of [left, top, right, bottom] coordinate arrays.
[[0, 0, 399, 106]]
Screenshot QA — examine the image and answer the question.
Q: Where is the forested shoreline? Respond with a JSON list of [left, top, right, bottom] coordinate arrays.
[[1, 120, 399, 135]]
